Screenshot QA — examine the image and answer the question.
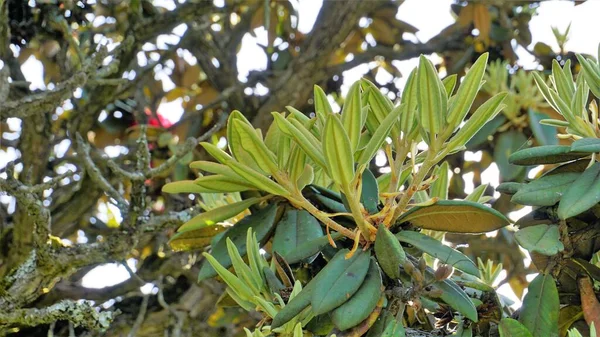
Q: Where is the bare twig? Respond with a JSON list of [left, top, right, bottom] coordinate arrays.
[[127, 295, 149, 337]]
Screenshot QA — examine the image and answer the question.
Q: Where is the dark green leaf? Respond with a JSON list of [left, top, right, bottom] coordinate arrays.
[[499, 318, 533, 337], [528, 109, 558, 146], [509, 145, 589, 166], [281, 232, 343, 265], [495, 130, 528, 181], [515, 224, 564, 256], [272, 209, 324, 261], [557, 162, 600, 219], [198, 204, 279, 281], [519, 274, 559, 337], [570, 138, 600, 153], [312, 249, 370, 314], [396, 231, 479, 276], [361, 168, 379, 214], [466, 115, 507, 149], [511, 173, 580, 206], [496, 182, 525, 195], [375, 225, 406, 279]]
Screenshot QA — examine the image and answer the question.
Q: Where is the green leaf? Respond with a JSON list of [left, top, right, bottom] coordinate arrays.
[[552, 60, 574, 106], [168, 225, 227, 252], [375, 225, 406, 279], [225, 160, 290, 196], [515, 224, 565, 256], [272, 112, 327, 169], [341, 81, 363, 152], [494, 130, 528, 181], [232, 119, 279, 174], [496, 182, 524, 195], [227, 111, 267, 174], [576, 55, 600, 98], [361, 168, 379, 214], [511, 172, 580, 206], [442, 74, 457, 97], [396, 231, 479, 276], [466, 114, 507, 149], [281, 232, 343, 265], [194, 175, 257, 193], [465, 184, 489, 203], [557, 162, 600, 219], [178, 197, 262, 232], [509, 145, 589, 166], [331, 260, 383, 331], [357, 104, 402, 166], [400, 69, 418, 135], [528, 110, 558, 146], [570, 138, 600, 153], [226, 237, 262, 295], [162, 180, 220, 194], [272, 209, 324, 259], [435, 278, 478, 322], [323, 115, 355, 188], [314, 85, 334, 123], [361, 79, 397, 137], [448, 53, 489, 127], [312, 249, 370, 315], [430, 162, 450, 200], [448, 92, 508, 150], [189, 161, 241, 178], [417, 55, 443, 135], [396, 200, 509, 233], [519, 273, 559, 337], [203, 252, 254, 302], [198, 204, 279, 281], [499, 318, 533, 337], [200, 142, 234, 164]]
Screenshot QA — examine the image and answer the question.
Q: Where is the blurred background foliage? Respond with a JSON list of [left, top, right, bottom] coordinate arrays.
[[0, 0, 599, 336]]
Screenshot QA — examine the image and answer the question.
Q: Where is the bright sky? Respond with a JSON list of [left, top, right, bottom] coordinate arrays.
[[2, 0, 599, 305]]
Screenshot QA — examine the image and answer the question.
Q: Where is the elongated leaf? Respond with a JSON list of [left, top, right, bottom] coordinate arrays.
[[272, 112, 327, 169], [499, 318, 533, 337], [448, 53, 489, 127], [552, 60, 574, 106], [361, 79, 396, 135], [576, 55, 600, 98], [496, 182, 524, 195], [436, 278, 478, 322], [272, 209, 324, 258], [168, 224, 227, 251], [225, 160, 290, 196], [341, 81, 363, 152], [178, 197, 261, 232], [361, 168, 379, 214], [201, 142, 233, 164], [430, 162, 450, 200], [400, 69, 418, 135], [203, 252, 254, 302], [331, 260, 383, 331], [162, 180, 218, 194], [282, 232, 343, 265], [312, 249, 370, 314], [528, 110, 558, 146], [519, 273, 559, 337], [189, 161, 240, 178], [511, 173, 580, 206], [570, 138, 600, 153], [194, 175, 256, 193], [442, 74, 457, 97], [227, 111, 267, 174], [357, 104, 403, 165], [495, 130, 528, 181], [557, 162, 600, 219], [233, 119, 279, 174], [198, 204, 279, 281], [323, 115, 355, 188], [226, 238, 261, 295], [465, 184, 489, 203], [509, 145, 589, 166], [375, 225, 406, 279], [417, 55, 443, 135], [466, 114, 507, 149], [314, 85, 334, 123], [396, 231, 478, 276], [515, 224, 564, 256], [449, 93, 508, 150], [396, 200, 509, 233]]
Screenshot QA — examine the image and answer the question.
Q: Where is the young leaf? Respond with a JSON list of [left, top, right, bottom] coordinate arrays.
[[448, 92, 508, 150], [430, 162, 450, 200], [552, 59, 574, 106], [162, 180, 218, 194], [557, 162, 600, 219], [396, 200, 509, 233], [514, 224, 565, 256], [417, 55, 443, 135], [361, 79, 395, 135], [201, 142, 233, 164], [357, 104, 403, 166], [341, 81, 363, 152], [194, 175, 257, 193], [272, 112, 327, 169], [323, 115, 355, 188], [225, 160, 290, 196], [465, 184, 489, 203], [576, 55, 600, 98], [203, 252, 254, 302], [189, 161, 241, 178], [400, 69, 418, 135], [314, 85, 334, 123], [396, 231, 479, 276], [232, 119, 279, 175], [442, 74, 458, 97], [519, 273, 559, 337], [177, 197, 262, 232], [447, 53, 489, 127]]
